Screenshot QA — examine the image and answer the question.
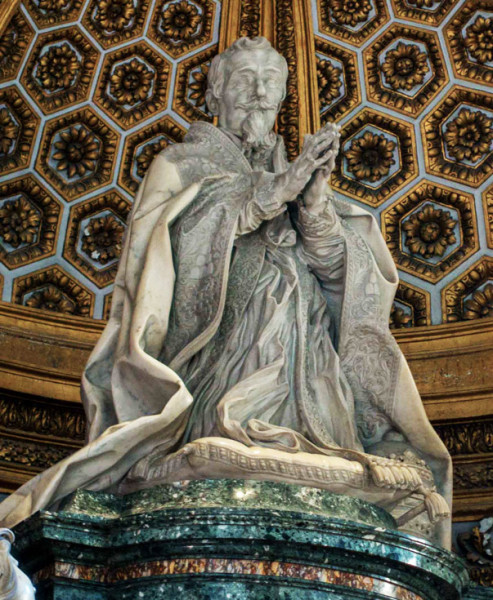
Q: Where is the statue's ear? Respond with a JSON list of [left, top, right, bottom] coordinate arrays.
[[206, 90, 219, 116]]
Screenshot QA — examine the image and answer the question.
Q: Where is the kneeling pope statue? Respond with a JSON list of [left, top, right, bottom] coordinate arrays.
[[0, 37, 452, 548]]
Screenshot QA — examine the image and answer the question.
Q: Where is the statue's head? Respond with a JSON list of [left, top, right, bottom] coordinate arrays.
[[206, 37, 288, 150]]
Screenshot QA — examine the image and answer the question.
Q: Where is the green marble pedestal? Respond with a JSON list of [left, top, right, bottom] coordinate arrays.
[[11, 479, 483, 599]]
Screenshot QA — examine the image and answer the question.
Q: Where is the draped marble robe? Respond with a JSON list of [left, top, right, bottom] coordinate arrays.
[[0, 123, 452, 547]]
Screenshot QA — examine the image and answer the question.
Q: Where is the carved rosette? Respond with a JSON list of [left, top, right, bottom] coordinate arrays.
[[0, 86, 40, 177], [0, 175, 62, 269], [383, 181, 477, 283], [82, 0, 151, 49], [149, 0, 215, 59], [0, 12, 35, 84], [315, 37, 361, 123], [390, 0, 456, 26], [35, 108, 119, 201], [331, 109, 416, 206], [445, 0, 493, 87], [12, 265, 95, 317], [24, 0, 84, 28], [317, 0, 389, 46], [63, 191, 131, 288], [422, 86, 493, 187], [442, 256, 493, 322], [118, 117, 186, 194], [21, 27, 98, 115], [390, 282, 431, 329], [94, 42, 171, 130], [173, 45, 217, 123], [364, 24, 448, 116]]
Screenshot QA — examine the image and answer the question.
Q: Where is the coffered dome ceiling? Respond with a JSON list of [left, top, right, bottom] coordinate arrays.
[[0, 0, 492, 328]]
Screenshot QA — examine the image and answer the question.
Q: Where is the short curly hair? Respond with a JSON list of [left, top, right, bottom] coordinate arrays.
[[206, 37, 288, 109]]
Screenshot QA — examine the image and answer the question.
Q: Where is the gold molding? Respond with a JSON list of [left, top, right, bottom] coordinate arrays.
[[0, 0, 20, 36]]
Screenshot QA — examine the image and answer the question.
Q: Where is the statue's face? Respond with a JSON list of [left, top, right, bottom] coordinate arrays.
[[217, 48, 286, 138]]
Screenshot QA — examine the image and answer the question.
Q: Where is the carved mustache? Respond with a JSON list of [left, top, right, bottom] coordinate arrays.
[[235, 100, 278, 111]]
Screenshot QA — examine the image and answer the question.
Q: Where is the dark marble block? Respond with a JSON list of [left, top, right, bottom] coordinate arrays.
[[11, 479, 481, 599]]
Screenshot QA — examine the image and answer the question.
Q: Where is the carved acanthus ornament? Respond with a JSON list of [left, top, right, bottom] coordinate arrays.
[[161, 0, 201, 40], [81, 215, 124, 265], [26, 286, 75, 314], [37, 43, 80, 92], [330, 0, 372, 27], [95, 0, 135, 31], [53, 126, 99, 179], [109, 59, 153, 106], [463, 284, 493, 321], [317, 59, 342, 105], [0, 196, 40, 248], [389, 306, 412, 329], [465, 16, 493, 65]]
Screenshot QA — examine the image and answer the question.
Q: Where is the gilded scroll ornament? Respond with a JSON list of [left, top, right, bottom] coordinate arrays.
[[445, 0, 493, 87], [0, 12, 34, 83], [63, 190, 131, 288], [35, 108, 119, 201], [463, 284, 493, 321], [363, 24, 447, 116], [118, 117, 186, 194], [331, 108, 416, 206], [318, 0, 389, 47], [238, 0, 261, 38], [0, 86, 40, 177], [24, 0, 83, 28], [390, 0, 455, 26], [21, 27, 98, 114], [149, 0, 215, 58], [0, 175, 62, 269], [315, 37, 361, 123], [442, 257, 493, 322], [383, 181, 477, 284], [12, 265, 94, 316], [434, 419, 493, 456], [422, 87, 493, 187], [82, 0, 150, 49], [0, 436, 76, 471], [94, 42, 171, 130]]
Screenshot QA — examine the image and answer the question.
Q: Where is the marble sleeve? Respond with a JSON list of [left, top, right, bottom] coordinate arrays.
[[236, 172, 287, 236], [296, 196, 345, 297]]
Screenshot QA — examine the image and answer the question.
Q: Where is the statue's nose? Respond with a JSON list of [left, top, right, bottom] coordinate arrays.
[[256, 79, 267, 97]]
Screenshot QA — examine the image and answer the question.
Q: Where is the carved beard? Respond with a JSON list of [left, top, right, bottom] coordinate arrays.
[[239, 108, 278, 169]]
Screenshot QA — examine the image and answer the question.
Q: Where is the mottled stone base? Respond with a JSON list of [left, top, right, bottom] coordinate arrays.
[[12, 480, 474, 599]]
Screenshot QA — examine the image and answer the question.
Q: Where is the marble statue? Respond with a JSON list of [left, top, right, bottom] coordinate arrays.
[[0, 38, 452, 547], [0, 530, 35, 600]]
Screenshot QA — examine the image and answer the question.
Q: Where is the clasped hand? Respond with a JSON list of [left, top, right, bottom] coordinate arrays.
[[275, 122, 341, 213]]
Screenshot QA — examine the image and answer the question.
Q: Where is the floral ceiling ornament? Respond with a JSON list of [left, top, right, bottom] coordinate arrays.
[[26, 286, 75, 314], [345, 131, 396, 182], [95, 0, 136, 31], [109, 58, 154, 105], [0, 197, 40, 248], [465, 16, 493, 65], [36, 43, 80, 92], [381, 42, 429, 91], [403, 203, 457, 259], [81, 214, 125, 265], [0, 108, 18, 155], [317, 59, 342, 105], [161, 0, 201, 40], [330, 0, 372, 27], [389, 305, 412, 329], [444, 108, 493, 163], [463, 284, 493, 320], [53, 126, 100, 179], [189, 64, 209, 107]]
